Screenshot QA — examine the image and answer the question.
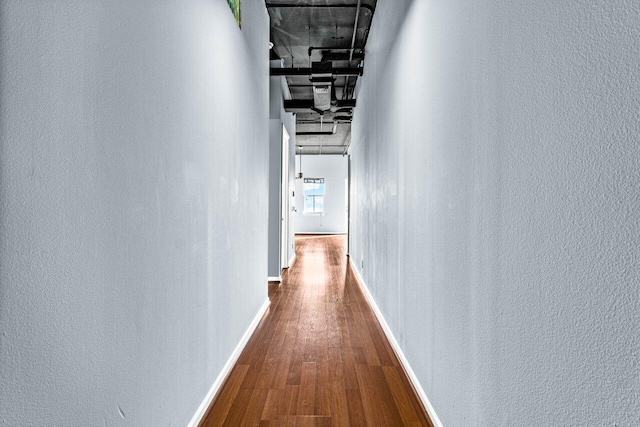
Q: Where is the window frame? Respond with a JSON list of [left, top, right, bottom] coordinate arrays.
[[303, 177, 325, 215]]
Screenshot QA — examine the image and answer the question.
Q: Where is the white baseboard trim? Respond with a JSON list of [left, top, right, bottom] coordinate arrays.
[[268, 276, 282, 282], [295, 232, 347, 235], [187, 299, 270, 427], [348, 259, 444, 427], [288, 253, 296, 267]]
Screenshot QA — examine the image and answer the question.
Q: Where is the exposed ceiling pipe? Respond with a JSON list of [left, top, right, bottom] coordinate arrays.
[[295, 145, 350, 155], [339, 1, 363, 104], [349, 0, 362, 61], [297, 152, 350, 155]]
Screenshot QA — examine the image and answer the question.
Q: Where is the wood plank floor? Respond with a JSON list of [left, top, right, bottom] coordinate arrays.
[[202, 235, 433, 427]]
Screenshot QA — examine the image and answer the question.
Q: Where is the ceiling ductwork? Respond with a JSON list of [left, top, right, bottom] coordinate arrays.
[[311, 62, 333, 112], [268, 0, 378, 154]]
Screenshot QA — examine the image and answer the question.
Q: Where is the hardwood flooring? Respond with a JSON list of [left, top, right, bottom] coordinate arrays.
[[202, 235, 433, 427]]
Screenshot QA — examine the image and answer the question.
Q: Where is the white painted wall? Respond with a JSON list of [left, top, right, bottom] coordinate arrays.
[[0, 1, 269, 425], [294, 155, 348, 234], [268, 61, 296, 277], [350, 1, 640, 426]]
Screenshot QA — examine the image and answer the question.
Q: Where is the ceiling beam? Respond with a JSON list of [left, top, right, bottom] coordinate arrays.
[[284, 99, 356, 112], [271, 67, 363, 77], [265, 3, 374, 13]]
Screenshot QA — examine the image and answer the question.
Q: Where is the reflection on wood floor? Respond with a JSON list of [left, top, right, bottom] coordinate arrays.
[[202, 234, 433, 426]]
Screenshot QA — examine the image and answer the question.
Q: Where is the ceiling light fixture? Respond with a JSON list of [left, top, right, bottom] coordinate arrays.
[[297, 146, 303, 179]]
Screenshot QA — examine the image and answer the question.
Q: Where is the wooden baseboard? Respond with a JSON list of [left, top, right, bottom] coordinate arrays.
[[348, 259, 444, 427], [187, 299, 270, 427]]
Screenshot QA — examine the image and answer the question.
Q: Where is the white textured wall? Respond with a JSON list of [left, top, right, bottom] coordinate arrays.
[[0, 1, 269, 425], [294, 155, 348, 234], [268, 67, 296, 276], [350, 0, 640, 425]]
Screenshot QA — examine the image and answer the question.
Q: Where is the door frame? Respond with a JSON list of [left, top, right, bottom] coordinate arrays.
[[347, 154, 351, 256], [280, 125, 290, 270]]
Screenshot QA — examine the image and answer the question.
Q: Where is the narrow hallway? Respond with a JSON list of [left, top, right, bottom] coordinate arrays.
[[202, 235, 432, 426]]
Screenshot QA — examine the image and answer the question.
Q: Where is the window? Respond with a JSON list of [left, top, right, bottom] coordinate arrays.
[[304, 178, 325, 213]]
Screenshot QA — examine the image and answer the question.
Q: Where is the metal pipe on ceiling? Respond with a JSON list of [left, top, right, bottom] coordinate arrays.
[[349, 0, 362, 61], [295, 146, 350, 155], [296, 146, 350, 148], [296, 153, 350, 156]]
